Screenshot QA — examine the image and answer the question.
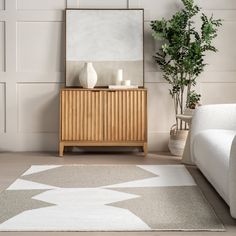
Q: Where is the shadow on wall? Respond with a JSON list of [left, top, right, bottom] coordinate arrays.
[[19, 84, 61, 151], [144, 0, 183, 73], [38, 92, 60, 134], [26, 18, 65, 151], [59, 19, 66, 73]]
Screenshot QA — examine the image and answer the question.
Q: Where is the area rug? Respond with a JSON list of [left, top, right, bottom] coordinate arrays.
[[0, 164, 224, 231]]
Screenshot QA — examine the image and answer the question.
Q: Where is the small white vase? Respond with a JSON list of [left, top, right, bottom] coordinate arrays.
[[79, 62, 97, 88]]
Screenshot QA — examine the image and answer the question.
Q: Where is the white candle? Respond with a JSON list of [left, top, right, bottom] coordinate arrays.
[[122, 80, 131, 86], [116, 69, 123, 85]]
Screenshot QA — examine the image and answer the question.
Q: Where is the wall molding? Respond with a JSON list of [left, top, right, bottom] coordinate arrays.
[[0, 0, 235, 151]]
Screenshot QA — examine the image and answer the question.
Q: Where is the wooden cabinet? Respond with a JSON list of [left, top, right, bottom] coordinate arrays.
[[59, 88, 147, 156]]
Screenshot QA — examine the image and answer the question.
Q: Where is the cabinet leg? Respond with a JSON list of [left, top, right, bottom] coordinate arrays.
[[143, 143, 148, 157], [59, 142, 64, 157]]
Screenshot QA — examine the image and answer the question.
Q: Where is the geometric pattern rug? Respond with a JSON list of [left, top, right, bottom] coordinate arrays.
[[0, 165, 224, 231]]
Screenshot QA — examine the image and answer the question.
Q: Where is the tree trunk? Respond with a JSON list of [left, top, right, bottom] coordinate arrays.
[[180, 86, 184, 130], [186, 76, 192, 108]]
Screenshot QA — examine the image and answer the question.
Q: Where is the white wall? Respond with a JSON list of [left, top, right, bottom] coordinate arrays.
[[0, 0, 235, 152]]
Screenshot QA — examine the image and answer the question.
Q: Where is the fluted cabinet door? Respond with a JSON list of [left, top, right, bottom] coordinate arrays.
[[103, 90, 147, 141], [61, 90, 103, 141]]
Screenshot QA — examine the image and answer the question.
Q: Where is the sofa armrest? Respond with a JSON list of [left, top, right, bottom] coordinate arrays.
[[190, 104, 236, 163], [229, 135, 236, 218], [191, 104, 236, 137]]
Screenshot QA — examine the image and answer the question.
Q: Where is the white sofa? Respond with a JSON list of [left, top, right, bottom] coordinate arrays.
[[190, 104, 236, 218]]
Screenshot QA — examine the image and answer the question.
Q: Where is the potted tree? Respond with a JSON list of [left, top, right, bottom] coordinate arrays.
[[186, 90, 201, 109], [150, 0, 222, 156]]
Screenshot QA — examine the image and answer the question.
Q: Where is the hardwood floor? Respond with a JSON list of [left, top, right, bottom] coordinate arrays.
[[0, 151, 235, 236]]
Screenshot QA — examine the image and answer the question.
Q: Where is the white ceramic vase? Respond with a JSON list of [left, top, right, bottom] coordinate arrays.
[[79, 62, 97, 88]]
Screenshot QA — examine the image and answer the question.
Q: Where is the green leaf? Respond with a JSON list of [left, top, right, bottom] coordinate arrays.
[[150, 0, 222, 124]]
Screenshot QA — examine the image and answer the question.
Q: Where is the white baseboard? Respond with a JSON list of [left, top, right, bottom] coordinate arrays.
[[0, 132, 170, 152]]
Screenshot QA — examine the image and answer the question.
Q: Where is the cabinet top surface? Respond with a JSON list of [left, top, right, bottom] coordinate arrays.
[[61, 87, 147, 91]]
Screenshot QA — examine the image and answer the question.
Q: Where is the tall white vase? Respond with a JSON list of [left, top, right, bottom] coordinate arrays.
[[79, 62, 97, 88]]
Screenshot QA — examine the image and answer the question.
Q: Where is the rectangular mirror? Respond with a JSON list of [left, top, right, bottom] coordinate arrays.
[[66, 9, 144, 87]]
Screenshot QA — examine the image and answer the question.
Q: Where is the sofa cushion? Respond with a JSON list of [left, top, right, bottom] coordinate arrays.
[[193, 129, 236, 204]]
